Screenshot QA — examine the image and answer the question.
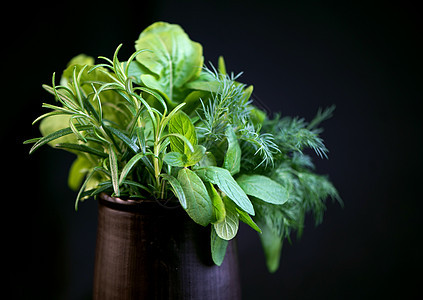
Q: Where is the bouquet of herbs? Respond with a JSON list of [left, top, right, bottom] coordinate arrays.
[[25, 22, 340, 272]]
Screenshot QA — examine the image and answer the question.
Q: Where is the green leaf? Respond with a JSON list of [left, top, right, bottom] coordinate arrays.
[[218, 56, 226, 75], [213, 196, 239, 241], [160, 173, 187, 209], [30, 124, 92, 154], [236, 207, 262, 234], [236, 174, 289, 205], [105, 125, 140, 153], [185, 145, 206, 167], [109, 145, 119, 197], [135, 22, 203, 104], [195, 166, 254, 215], [55, 143, 107, 158], [68, 155, 91, 191], [198, 152, 217, 167], [206, 182, 226, 223], [177, 168, 213, 226], [163, 152, 187, 167], [258, 220, 283, 273], [119, 153, 147, 184], [210, 226, 228, 266], [223, 126, 241, 175], [168, 111, 197, 154]]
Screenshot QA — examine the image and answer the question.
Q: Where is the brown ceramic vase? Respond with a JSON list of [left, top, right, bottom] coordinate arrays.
[[93, 193, 241, 300]]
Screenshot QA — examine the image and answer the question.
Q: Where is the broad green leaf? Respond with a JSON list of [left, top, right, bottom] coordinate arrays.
[[185, 145, 206, 167], [177, 168, 213, 226], [160, 173, 187, 209], [109, 145, 119, 197], [195, 166, 254, 215], [210, 226, 228, 266], [198, 152, 217, 167], [223, 126, 241, 175], [163, 152, 187, 167], [168, 111, 197, 154], [213, 196, 239, 241], [68, 155, 91, 191], [135, 22, 203, 104], [236, 174, 289, 205], [39, 115, 79, 147], [206, 182, 226, 223]]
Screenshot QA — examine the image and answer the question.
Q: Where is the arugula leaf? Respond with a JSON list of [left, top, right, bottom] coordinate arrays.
[[168, 111, 197, 154], [177, 168, 213, 226], [210, 226, 228, 266], [223, 126, 241, 175], [135, 22, 203, 105], [195, 166, 254, 215], [213, 196, 239, 240], [236, 174, 289, 205]]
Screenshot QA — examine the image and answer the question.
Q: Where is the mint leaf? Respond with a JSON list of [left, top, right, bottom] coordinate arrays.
[[213, 196, 239, 240], [236, 174, 289, 205], [223, 126, 241, 175], [168, 111, 197, 154], [164, 152, 187, 167], [206, 182, 226, 223], [160, 173, 187, 209], [186, 145, 206, 167], [210, 226, 228, 266], [195, 166, 254, 215], [177, 168, 213, 226]]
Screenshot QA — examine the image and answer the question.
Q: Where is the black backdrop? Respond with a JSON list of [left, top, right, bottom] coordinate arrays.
[[5, 0, 421, 299]]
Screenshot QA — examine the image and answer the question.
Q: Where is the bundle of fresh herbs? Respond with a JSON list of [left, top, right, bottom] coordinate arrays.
[[25, 22, 340, 272]]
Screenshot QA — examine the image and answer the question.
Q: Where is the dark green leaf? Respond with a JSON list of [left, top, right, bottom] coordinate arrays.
[[104, 125, 140, 153], [195, 166, 254, 215], [223, 126, 241, 175], [55, 143, 107, 158], [177, 168, 213, 226], [210, 226, 228, 266], [160, 173, 187, 209]]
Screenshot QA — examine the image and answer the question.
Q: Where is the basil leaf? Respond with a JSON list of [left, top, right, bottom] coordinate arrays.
[[195, 166, 254, 215], [213, 196, 239, 241], [135, 22, 203, 104], [177, 168, 213, 226], [168, 111, 197, 154], [223, 126, 241, 175], [236, 174, 289, 205], [210, 226, 228, 266]]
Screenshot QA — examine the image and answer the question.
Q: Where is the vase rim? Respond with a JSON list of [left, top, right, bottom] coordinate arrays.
[[98, 193, 182, 214]]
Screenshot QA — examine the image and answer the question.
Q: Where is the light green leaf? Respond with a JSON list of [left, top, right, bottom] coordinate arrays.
[[109, 145, 119, 197], [218, 56, 226, 75], [160, 173, 187, 209], [213, 196, 239, 241], [135, 22, 203, 104], [206, 182, 226, 223], [168, 111, 197, 154], [177, 168, 213, 226], [211, 226, 228, 266], [236, 174, 289, 205], [195, 166, 254, 215], [163, 152, 187, 167], [236, 207, 262, 234], [198, 152, 217, 167], [186, 145, 206, 167], [223, 126, 241, 175], [68, 155, 91, 191], [258, 220, 283, 273], [39, 115, 78, 146]]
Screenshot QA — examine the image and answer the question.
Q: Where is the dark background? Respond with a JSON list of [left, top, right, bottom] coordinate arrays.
[[5, 0, 421, 299]]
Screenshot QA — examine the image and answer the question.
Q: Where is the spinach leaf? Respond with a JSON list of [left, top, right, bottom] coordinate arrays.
[[135, 22, 203, 105]]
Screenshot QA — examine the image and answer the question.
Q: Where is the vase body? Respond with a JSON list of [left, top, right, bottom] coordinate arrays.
[[93, 194, 241, 300]]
